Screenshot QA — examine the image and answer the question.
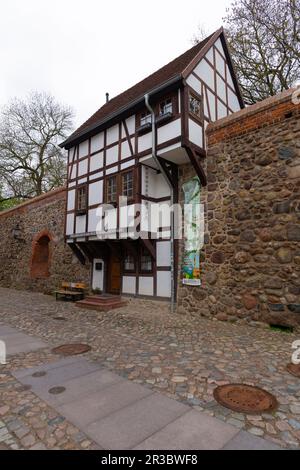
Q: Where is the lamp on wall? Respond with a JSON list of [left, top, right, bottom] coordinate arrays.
[[12, 223, 24, 242]]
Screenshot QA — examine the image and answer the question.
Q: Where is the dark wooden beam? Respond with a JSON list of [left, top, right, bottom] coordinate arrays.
[[67, 243, 86, 265], [182, 144, 207, 186], [121, 240, 138, 259], [106, 240, 122, 260], [77, 242, 94, 263], [157, 156, 177, 188], [140, 239, 156, 260]]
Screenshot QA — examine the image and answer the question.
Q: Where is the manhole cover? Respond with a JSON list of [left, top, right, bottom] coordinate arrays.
[[287, 363, 300, 378], [213, 384, 278, 414], [53, 317, 67, 321], [51, 343, 91, 356], [48, 386, 66, 395], [32, 371, 47, 378]]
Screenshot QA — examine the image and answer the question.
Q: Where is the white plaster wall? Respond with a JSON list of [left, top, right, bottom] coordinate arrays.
[[75, 215, 86, 234], [194, 60, 214, 90], [122, 276, 136, 295], [156, 241, 171, 267], [67, 189, 75, 212], [207, 89, 216, 120], [217, 75, 226, 103], [66, 214, 74, 235], [70, 163, 77, 180], [157, 119, 181, 146], [156, 271, 171, 297], [121, 140, 132, 159], [78, 159, 88, 177], [139, 277, 154, 296], [138, 132, 152, 153], [79, 140, 89, 158], [188, 119, 203, 148], [121, 160, 134, 171], [89, 171, 103, 181], [106, 165, 118, 175], [106, 145, 118, 165], [215, 49, 225, 75], [228, 88, 240, 111], [106, 124, 119, 146], [88, 208, 102, 233], [90, 152, 104, 172], [89, 180, 103, 206], [91, 132, 104, 153], [186, 74, 201, 94], [121, 116, 135, 137], [217, 100, 227, 119]]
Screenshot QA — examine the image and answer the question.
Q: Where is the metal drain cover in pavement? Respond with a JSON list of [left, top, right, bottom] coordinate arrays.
[[32, 371, 47, 378], [51, 343, 91, 356], [48, 386, 66, 395], [287, 363, 300, 378], [213, 384, 278, 414]]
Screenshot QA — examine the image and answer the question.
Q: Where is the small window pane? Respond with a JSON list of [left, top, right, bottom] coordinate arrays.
[[122, 171, 133, 199], [124, 253, 135, 271], [77, 186, 87, 211], [107, 176, 117, 203], [160, 99, 173, 115], [140, 112, 152, 126], [189, 94, 202, 118], [141, 248, 152, 272]]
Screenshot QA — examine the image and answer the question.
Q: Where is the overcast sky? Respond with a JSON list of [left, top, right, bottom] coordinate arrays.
[[0, 0, 232, 128]]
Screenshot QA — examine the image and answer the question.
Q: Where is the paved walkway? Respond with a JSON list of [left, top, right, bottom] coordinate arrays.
[[1, 324, 279, 450], [0, 287, 299, 449]]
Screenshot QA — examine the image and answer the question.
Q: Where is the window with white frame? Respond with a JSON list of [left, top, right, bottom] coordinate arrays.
[[124, 252, 135, 272], [160, 98, 173, 116], [189, 93, 202, 119], [122, 171, 134, 199], [106, 176, 117, 203], [140, 112, 152, 126], [140, 246, 152, 272]]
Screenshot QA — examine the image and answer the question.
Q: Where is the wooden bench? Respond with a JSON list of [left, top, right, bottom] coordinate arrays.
[[54, 282, 87, 301]]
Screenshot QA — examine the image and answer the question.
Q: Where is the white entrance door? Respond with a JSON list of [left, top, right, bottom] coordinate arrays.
[[92, 259, 104, 292]]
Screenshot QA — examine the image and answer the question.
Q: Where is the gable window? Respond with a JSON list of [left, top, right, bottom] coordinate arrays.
[[189, 93, 202, 120], [122, 171, 134, 199], [140, 246, 153, 273], [140, 112, 152, 126], [124, 251, 135, 272], [107, 175, 117, 203], [76, 185, 87, 213], [160, 98, 173, 116]]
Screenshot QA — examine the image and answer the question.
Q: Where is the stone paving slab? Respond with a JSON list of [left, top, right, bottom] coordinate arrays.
[[134, 409, 240, 450], [14, 358, 102, 390], [57, 380, 154, 428], [85, 393, 188, 450], [0, 324, 47, 356], [13, 356, 84, 379], [222, 430, 282, 450]]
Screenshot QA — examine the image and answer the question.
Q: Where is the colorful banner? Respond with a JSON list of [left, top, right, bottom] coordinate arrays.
[[182, 178, 201, 286]]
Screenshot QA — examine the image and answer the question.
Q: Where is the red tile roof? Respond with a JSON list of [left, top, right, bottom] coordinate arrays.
[[64, 31, 216, 146]]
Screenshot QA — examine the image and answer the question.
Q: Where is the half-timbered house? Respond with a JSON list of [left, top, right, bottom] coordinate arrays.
[[61, 27, 244, 304]]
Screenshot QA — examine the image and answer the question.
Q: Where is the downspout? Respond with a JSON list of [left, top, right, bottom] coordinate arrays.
[[144, 94, 175, 313]]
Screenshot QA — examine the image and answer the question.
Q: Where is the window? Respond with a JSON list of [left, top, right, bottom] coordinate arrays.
[[124, 252, 135, 272], [107, 176, 117, 203], [140, 246, 152, 272], [122, 171, 134, 199], [76, 185, 87, 213], [140, 112, 152, 126], [160, 98, 173, 116], [189, 93, 202, 119]]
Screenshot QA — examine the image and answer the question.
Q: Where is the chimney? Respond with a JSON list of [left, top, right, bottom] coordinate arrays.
[[106, 93, 109, 103]]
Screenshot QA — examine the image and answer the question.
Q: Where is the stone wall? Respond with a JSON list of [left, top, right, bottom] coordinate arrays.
[[177, 89, 300, 329], [0, 188, 90, 294]]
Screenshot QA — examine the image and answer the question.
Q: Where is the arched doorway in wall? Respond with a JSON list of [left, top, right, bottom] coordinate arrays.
[[30, 230, 52, 278]]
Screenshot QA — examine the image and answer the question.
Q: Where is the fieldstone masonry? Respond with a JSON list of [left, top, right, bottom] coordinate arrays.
[[0, 188, 90, 293], [177, 89, 300, 329]]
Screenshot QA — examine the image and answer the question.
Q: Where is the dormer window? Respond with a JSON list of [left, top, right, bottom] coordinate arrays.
[[160, 98, 173, 116], [189, 93, 202, 120], [140, 112, 152, 126]]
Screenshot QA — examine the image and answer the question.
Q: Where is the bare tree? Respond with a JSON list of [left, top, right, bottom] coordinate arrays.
[[0, 92, 74, 203], [193, 0, 300, 104], [223, 0, 300, 104]]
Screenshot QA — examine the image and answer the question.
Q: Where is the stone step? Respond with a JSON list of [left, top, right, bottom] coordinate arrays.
[[76, 297, 127, 312]]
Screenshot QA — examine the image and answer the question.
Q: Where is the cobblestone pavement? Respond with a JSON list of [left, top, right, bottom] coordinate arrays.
[[0, 287, 300, 449]]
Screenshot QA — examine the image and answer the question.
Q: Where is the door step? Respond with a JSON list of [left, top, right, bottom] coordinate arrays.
[[76, 295, 127, 312]]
